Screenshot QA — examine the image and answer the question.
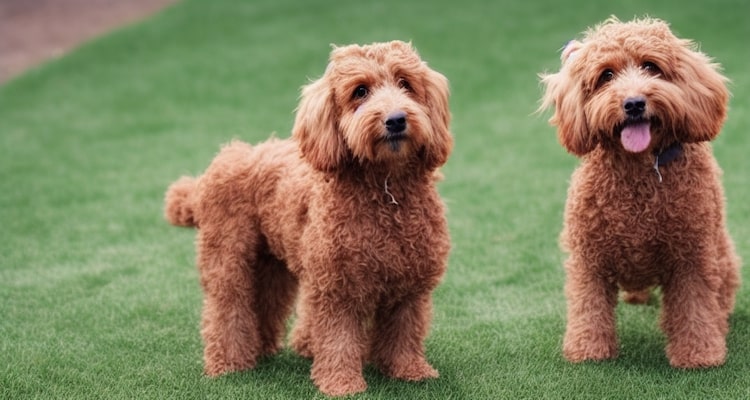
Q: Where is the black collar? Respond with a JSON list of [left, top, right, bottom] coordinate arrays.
[[654, 142, 683, 167]]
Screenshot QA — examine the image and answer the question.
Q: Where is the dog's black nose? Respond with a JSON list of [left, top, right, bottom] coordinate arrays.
[[623, 96, 647, 117], [385, 111, 407, 134]]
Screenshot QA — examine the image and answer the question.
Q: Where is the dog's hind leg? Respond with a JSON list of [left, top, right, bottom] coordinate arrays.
[[197, 225, 263, 376], [715, 231, 741, 323], [289, 286, 314, 358], [621, 288, 652, 304], [253, 251, 298, 357], [371, 293, 439, 381]]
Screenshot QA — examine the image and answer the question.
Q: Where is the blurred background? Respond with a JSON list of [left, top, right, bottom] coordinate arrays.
[[0, 0, 175, 83], [1, 0, 748, 398]]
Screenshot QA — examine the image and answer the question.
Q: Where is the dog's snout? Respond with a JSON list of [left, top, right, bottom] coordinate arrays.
[[385, 111, 407, 134], [624, 96, 647, 117]]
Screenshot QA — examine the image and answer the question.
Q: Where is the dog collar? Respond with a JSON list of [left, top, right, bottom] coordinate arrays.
[[652, 142, 682, 182], [655, 142, 683, 167]]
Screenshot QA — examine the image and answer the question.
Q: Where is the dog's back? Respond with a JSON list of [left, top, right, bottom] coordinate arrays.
[[164, 139, 304, 229]]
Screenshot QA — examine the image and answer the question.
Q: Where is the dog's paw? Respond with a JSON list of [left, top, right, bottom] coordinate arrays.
[[315, 373, 367, 397], [563, 337, 618, 362], [204, 359, 256, 377], [667, 341, 726, 369], [382, 357, 439, 381], [290, 336, 313, 359], [260, 342, 283, 358]]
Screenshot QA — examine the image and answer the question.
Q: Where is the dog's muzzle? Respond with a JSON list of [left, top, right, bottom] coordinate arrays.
[[385, 110, 407, 134], [384, 111, 408, 151], [624, 96, 647, 118]]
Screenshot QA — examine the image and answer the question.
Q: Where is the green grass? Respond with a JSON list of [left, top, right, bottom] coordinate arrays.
[[2, 0, 749, 398]]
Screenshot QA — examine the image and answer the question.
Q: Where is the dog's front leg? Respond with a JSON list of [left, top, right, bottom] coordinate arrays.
[[661, 263, 727, 368], [562, 255, 619, 362], [371, 293, 439, 381], [308, 296, 368, 396]]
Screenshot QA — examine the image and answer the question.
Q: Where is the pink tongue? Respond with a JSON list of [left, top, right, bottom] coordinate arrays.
[[620, 122, 651, 153]]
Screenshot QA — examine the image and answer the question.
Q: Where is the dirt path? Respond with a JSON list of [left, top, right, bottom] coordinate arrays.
[[0, 0, 177, 84]]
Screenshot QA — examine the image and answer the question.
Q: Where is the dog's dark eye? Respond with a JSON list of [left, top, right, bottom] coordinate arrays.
[[642, 61, 662, 76], [398, 78, 413, 92], [352, 85, 369, 100], [597, 69, 615, 88]]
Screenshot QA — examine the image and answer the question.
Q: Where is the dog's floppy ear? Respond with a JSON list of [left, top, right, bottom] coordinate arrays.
[[538, 40, 597, 156], [539, 70, 596, 157], [292, 75, 347, 171], [673, 42, 729, 143], [422, 67, 453, 169]]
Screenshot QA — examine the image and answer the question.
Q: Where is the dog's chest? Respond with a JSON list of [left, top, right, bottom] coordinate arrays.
[[319, 188, 449, 291], [354, 200, 444, 264], [566, 158, 722, 285]]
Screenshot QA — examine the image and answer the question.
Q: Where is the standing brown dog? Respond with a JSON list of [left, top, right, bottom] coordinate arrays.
[[165, 40, 452, 396], [540, 17, 740, 368]]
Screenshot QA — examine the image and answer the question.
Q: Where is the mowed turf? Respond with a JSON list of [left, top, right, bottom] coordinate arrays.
[[1, 0, 749, 398]]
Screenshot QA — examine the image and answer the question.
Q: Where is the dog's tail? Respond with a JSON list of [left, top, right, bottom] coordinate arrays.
[[164, 176, 199, 228]]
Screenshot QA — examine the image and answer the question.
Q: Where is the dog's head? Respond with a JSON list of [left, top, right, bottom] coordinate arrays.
[[539, 17, 729, 156], [292, 40, 452, 172]]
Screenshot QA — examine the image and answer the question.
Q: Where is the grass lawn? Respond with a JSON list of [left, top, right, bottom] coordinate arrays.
[[2, 0, 749, 398]]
